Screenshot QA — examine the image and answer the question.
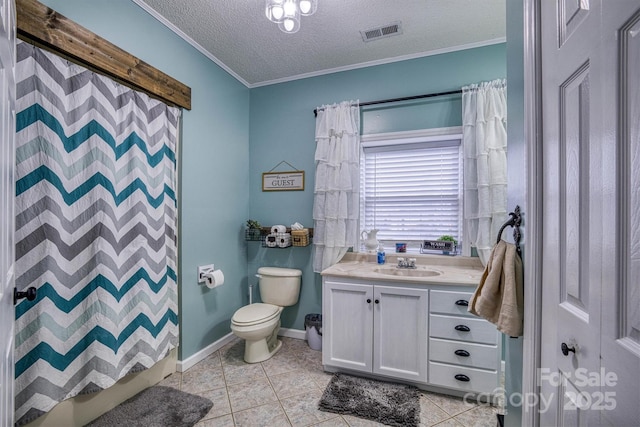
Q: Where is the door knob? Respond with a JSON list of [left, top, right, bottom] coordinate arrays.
[[561, 342, 576, 356], [14, 287, 37, 305], [374, 299, 379, 304], [366, 298, 371, 303]]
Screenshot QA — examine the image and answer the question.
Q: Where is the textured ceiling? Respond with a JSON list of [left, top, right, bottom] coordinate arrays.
[[133, 0, 506, 87]]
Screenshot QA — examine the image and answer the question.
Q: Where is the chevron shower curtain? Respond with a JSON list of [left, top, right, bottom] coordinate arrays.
[[13, 41, 179, 425]]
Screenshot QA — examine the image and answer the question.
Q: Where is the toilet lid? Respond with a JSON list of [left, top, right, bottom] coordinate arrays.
[[232, 303, 280, 325]]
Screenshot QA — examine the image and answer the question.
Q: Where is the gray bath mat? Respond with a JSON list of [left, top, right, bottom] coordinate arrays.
[[85, 385, 212, 427], [318, 373, 420, 426]]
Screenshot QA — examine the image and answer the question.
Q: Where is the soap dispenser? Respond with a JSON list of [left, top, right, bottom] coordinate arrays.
[[377, 243, 386, 264]]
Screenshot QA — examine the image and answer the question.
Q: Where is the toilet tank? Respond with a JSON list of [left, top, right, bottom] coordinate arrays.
[[257, 267, 302, 307]]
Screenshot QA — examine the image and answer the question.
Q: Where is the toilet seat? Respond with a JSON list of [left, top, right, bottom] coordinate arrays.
[[232, 303, 280, 326]]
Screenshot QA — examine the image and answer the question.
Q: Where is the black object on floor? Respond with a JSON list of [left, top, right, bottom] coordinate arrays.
[[318, 373, 420, 427], [85, 385, 212, 427], [497, 413, 505, 426]]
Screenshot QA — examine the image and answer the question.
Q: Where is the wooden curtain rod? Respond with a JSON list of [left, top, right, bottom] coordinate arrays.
[[16, 0, 192, 110], [313, 89, 462, 117]]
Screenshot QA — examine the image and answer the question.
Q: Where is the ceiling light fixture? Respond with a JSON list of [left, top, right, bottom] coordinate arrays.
[[265, 0, 317, 34]]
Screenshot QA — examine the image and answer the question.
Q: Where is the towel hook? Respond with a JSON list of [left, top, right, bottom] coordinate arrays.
[[496, 205, 522, 256]]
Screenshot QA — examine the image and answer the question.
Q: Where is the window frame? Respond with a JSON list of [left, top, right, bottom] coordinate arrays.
[[359, 126, 468, 256]]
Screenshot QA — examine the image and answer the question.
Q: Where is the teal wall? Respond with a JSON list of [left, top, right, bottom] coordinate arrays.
[[39, 0, 251, 360], [248, 44, 507, 331], [31, 0, 508, 360]]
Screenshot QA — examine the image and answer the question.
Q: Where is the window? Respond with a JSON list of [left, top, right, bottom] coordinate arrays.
[[360, 128, 463, 251]]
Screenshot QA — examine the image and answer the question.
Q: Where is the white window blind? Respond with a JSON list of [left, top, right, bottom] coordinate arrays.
[[361, 138, 462, 244]]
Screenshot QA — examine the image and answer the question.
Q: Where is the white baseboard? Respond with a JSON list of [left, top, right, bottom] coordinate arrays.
[[177, 328, 306, 372], [278, 327, 306, 340], [177, 333, 236, 372]]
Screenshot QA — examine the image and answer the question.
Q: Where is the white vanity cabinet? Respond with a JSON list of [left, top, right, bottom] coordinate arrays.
[[322, 278, 428, 382], [322, 275, 501, 396], [428, 290, 501, 393]]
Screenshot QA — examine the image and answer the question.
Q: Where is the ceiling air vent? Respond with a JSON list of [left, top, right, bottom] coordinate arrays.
[[360, 21, 403, 42]]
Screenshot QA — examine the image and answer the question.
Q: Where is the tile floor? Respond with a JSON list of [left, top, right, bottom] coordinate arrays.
[[159, 336, 502, 427]]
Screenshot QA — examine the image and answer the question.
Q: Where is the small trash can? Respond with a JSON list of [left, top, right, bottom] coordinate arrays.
[[304, 313, 322, 351]]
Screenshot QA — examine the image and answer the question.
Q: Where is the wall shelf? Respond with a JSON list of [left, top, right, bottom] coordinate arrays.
[[245, 227, 313, 248]]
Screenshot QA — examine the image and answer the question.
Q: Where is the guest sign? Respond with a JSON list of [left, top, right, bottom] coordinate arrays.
[[262, 171, 305, 191]]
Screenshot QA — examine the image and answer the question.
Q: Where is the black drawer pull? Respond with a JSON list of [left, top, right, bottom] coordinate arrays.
[[455, 324, 470, 332], [454, 299, 469, 306], [454, 349, 470, 357], [366, 298, 371, 303], [454, 374, 470, 382]]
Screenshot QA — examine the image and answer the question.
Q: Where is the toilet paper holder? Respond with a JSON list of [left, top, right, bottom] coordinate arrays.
[[198, 264, 215, 284], [198, 265, 225, 289]]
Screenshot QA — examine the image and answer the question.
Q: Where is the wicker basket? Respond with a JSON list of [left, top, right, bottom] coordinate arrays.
[[291, 229, 310, 247]]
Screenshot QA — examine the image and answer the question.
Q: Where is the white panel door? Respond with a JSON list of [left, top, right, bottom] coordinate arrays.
[[322, 280, 373, 372], [0, 0, 15, 426], [599, 3, 640, 425], [540, 0, 640, 425], [373, 285, 427, 382]]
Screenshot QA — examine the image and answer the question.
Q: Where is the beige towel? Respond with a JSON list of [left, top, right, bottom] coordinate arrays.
[[468, 240, 524, 337]]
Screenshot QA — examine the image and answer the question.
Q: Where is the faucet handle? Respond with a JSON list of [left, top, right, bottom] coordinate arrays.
[[397, 257, 405, 267], [408, 258, 416, 268]]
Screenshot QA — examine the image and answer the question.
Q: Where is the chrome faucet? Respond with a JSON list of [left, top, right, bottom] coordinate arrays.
[[397, 257, 417, 269]]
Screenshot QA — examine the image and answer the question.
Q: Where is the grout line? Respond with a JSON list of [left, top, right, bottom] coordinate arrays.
[[216, 344, 235, 424], [258, 356, 286, 421], [207, 336, 492, 427], [262, 353, 288, 408]]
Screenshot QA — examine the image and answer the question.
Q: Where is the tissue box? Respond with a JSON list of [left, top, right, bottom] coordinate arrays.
[[291, 229, 310, 246]]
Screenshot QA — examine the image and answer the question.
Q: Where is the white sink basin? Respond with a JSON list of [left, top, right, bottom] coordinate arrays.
[[373, 266, 442, 277]]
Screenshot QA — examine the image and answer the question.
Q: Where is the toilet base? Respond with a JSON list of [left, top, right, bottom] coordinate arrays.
[[243, 323, 282, 363]]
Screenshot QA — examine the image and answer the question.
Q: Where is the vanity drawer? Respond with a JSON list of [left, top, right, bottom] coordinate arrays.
[[429, 338, 499, 371], [429, 361, 499, 393], [429, 314, 498, 345], [429, 290, 475, 317]]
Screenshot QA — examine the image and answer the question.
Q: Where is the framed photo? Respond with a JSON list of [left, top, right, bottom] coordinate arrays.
[[262, 170, 305, 191]]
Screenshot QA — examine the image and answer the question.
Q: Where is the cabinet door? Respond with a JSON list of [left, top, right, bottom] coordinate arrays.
[[322, 281, 373, 372], [373, 286, 428, 382]]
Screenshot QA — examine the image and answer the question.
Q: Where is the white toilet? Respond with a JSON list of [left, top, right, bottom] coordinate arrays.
[[230, 267, 302, 363]]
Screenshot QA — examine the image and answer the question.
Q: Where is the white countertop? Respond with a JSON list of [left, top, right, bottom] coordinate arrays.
[[320, 252, 485, 286]]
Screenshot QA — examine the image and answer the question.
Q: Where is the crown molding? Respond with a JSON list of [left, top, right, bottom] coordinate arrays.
[[133, 1, 506, 90]]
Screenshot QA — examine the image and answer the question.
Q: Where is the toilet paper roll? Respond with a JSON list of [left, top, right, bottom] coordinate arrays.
[[277, 233, 291, 248], [265, 233, 278, 247], [204, 269, 225, 289], [271, 225, 287, 233]]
